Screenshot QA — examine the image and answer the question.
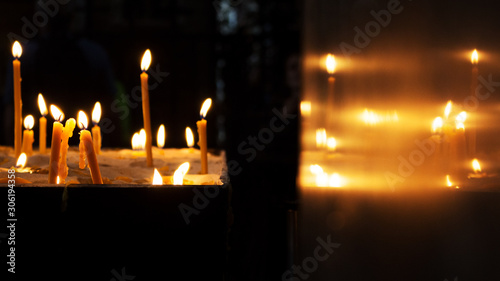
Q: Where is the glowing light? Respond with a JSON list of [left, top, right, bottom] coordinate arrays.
[[157, 125, 165, 148], [16, 153, 27, 168], [310, 164, 323, 175], [200, 98, 212, 119], [300, 101, 311, 117], [472, 159, 481, 173], [152, 168, 163, 185], [456, 111, 467, 123], [326, 54, 336, 74], [12, 41, 22, 58], [38, 94, 48, 116], [50, 105, 64, 122], [316, 128, 327, 148], [329, 173, 343, 188], [131, 133, 141, 150], [185, 127, 195, 148], [24, 115, 34, 130], [444, 101, 452, 119], [92, 102, 102, 124], [77, 111, 88, 129], [56, 176, 60, 184], [360, 109, 400, 125], [446, 175, 453, 187], [471, 49, 478, 65], [327, 137, 337, 151], [141, 49, 152, 71], [432, 117, 443, 133], [173, 162, 190, 185]]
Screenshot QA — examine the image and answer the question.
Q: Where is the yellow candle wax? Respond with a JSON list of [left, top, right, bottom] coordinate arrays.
[[38, 94, 48, 154], [48, 105, 64, 184], [92, 101, 102, 154], [21, 115, 34, 156], [78, 110, 103, 184], [12, 41, 23, 158], [197, 98, 212, 174], [58, 118, 76, 183], [140, 49, 153, 167]]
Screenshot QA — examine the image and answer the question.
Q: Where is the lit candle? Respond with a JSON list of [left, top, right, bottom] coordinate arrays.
[[157, 124, 165, 148], [12, 41, 23, 158], [325, 54, 336, 131], [78, 111, 103, 184], [140, 49, 153, 167], [21, 115, 34, 156], [152, 168, 163, 185], [173, 162, 190, 185], [431, 116, 443, 172], [58, 117, 76, 183], [469, 49, 478, 158], [38, 94, 48, 154], [197, 98, 212, 174], [449, 112, 467, 178], [92, 102, 102, 154], [48, 105, 64, 184], [185, 127, 195, 152]]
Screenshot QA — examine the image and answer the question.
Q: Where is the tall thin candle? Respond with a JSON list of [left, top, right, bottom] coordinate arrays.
[[197, 98, 212, 174], [140, 49, 153, 167], [12, 41, 23, 158], [48, 105, 64, 184], [78, 111, 103, 184], [38, 94, 48, 154], [92, 102, 102, 154], [469, 49, 478, 158]]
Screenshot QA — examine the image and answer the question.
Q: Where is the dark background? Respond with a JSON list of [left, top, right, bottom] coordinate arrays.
[[1, 0, 500, 280]]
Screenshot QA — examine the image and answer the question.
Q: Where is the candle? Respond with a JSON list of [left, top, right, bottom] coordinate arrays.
[[38, 94, 48, 154], [197, 98, 212, 174], [468, 49, 478, 158], [185, 127, 195, 152], [325, 54, 336, 131], [58, 118, 76, 183], [431, 117, 443, 173], [12, 41, 23, 158], [157, 124, 165, 148], [449, 113, 467, 180], [48, 105, 64, 184], [152, 168, 163, 185], [92, 102, 102, 154], [21, 115, 34, 156], [140, 49, 153, 167], [173, 162, 190, 185], [78, 111, 103, 184]]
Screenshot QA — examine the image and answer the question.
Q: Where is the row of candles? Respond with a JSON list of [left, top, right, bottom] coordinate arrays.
[[302, 49, 487, 189], [10, 41, 213, 185]]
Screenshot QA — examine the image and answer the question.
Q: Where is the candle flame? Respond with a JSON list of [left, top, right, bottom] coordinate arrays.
[[200, 98, 212, 119], [329, 173, 343, 188], [92, 102, 102, 124], [173, 162, 190, 185], [444, 101, 452, 119], [56, 176, 60, 184], [38, 94, 48, 116], [326, 53, 336, 74], [471, 49, 478, 65], [361, 108, 380, 125], [300, 101, 311, 117], [456, 121, 465, 131], [472, 158, 481, 173], [431, 117, 443, 133], [446, 175, 453, 187], [185, 127, 195, 148], [310, 164, 323, 175], [327, 137, 337, 151], [141, 49, 152, 71], [131, 133, 141, 150], [152, 168, 163, 185], [50, 105, 64, 122], [77, 111, 88, 129], [456, 111, 467, 123], [24, 115, 34, 130], [316, 128, 327, 148], [12, 41, 22, 58], [16, 153, 27, 168], [140, 129, 146, 148], [157, 124, 165, 148]]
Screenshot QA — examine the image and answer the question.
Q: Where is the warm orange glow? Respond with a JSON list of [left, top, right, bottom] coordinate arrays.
[[446, 175, 453, 187], [92, 102, 102, 124], [316, 128, 327, 148], [157, 125, 166, 148], [309, 164, 323, 175], [139, 129, 146, 147], [300, 101, 311, 117], [471, 49, 478, 65], [16, 153, 27, 168], [38, 94, 48, 116], [431, 117, 443, 133], [456, 121, 465, 131], [77, 111, 88, 129], [361, 109, 380, 125], [327, 137, 337, 151], [185, 127, 195, 148], [152, 168, 163, 185], [326, 54, 336, 74], [141, 49, 152, 71], [131, 133, 141, 150], [12, 41, 22, 58], [56, 176, 60, 184], [472, 158, 481, 173], [456, 111, 467, 123], [329, 173, 344, 188], [173, 162, 190, 185], [444, 101, 452, 119], [200, 98, 212, 119], [24, 115, 34, 130], [50, 105, 64, 122]]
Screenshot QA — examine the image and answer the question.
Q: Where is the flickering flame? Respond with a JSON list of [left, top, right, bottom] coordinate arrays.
[[471, 49, 478, 65], [92, 102, 102, 124], [432, 117, 443, 133], [157, 124, 165, 148], [456, 121, 465, 131], [444, 101, 452, 119], [12, 41, 22, 58], [472, 159, 481, 173], [131, 133, 141, 150], [77, 111, 88, 129], [173, 162, 190, 185], [38, 94, 48, 116], [316, 128, 327, 148], [50, 105, 64, 122], [152, 168, 163, 185], [141, 49, 152, 71], [310, 164, 323, 175], [326, 54, 336, 74], [446, 175, 453, 187], [361, 109, 379, 125], [200, 98, 212, 119], [329, 173, 343, 188], [300, 101, 311, 117], [327, 137, 337, 151], [56, 176, 60, 184], [185, 127, 194, 148], [456, 111, 467, 123], [16, 153, 27, 168], [140, 129, 146, 147], [24, 115, 34, 130]]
